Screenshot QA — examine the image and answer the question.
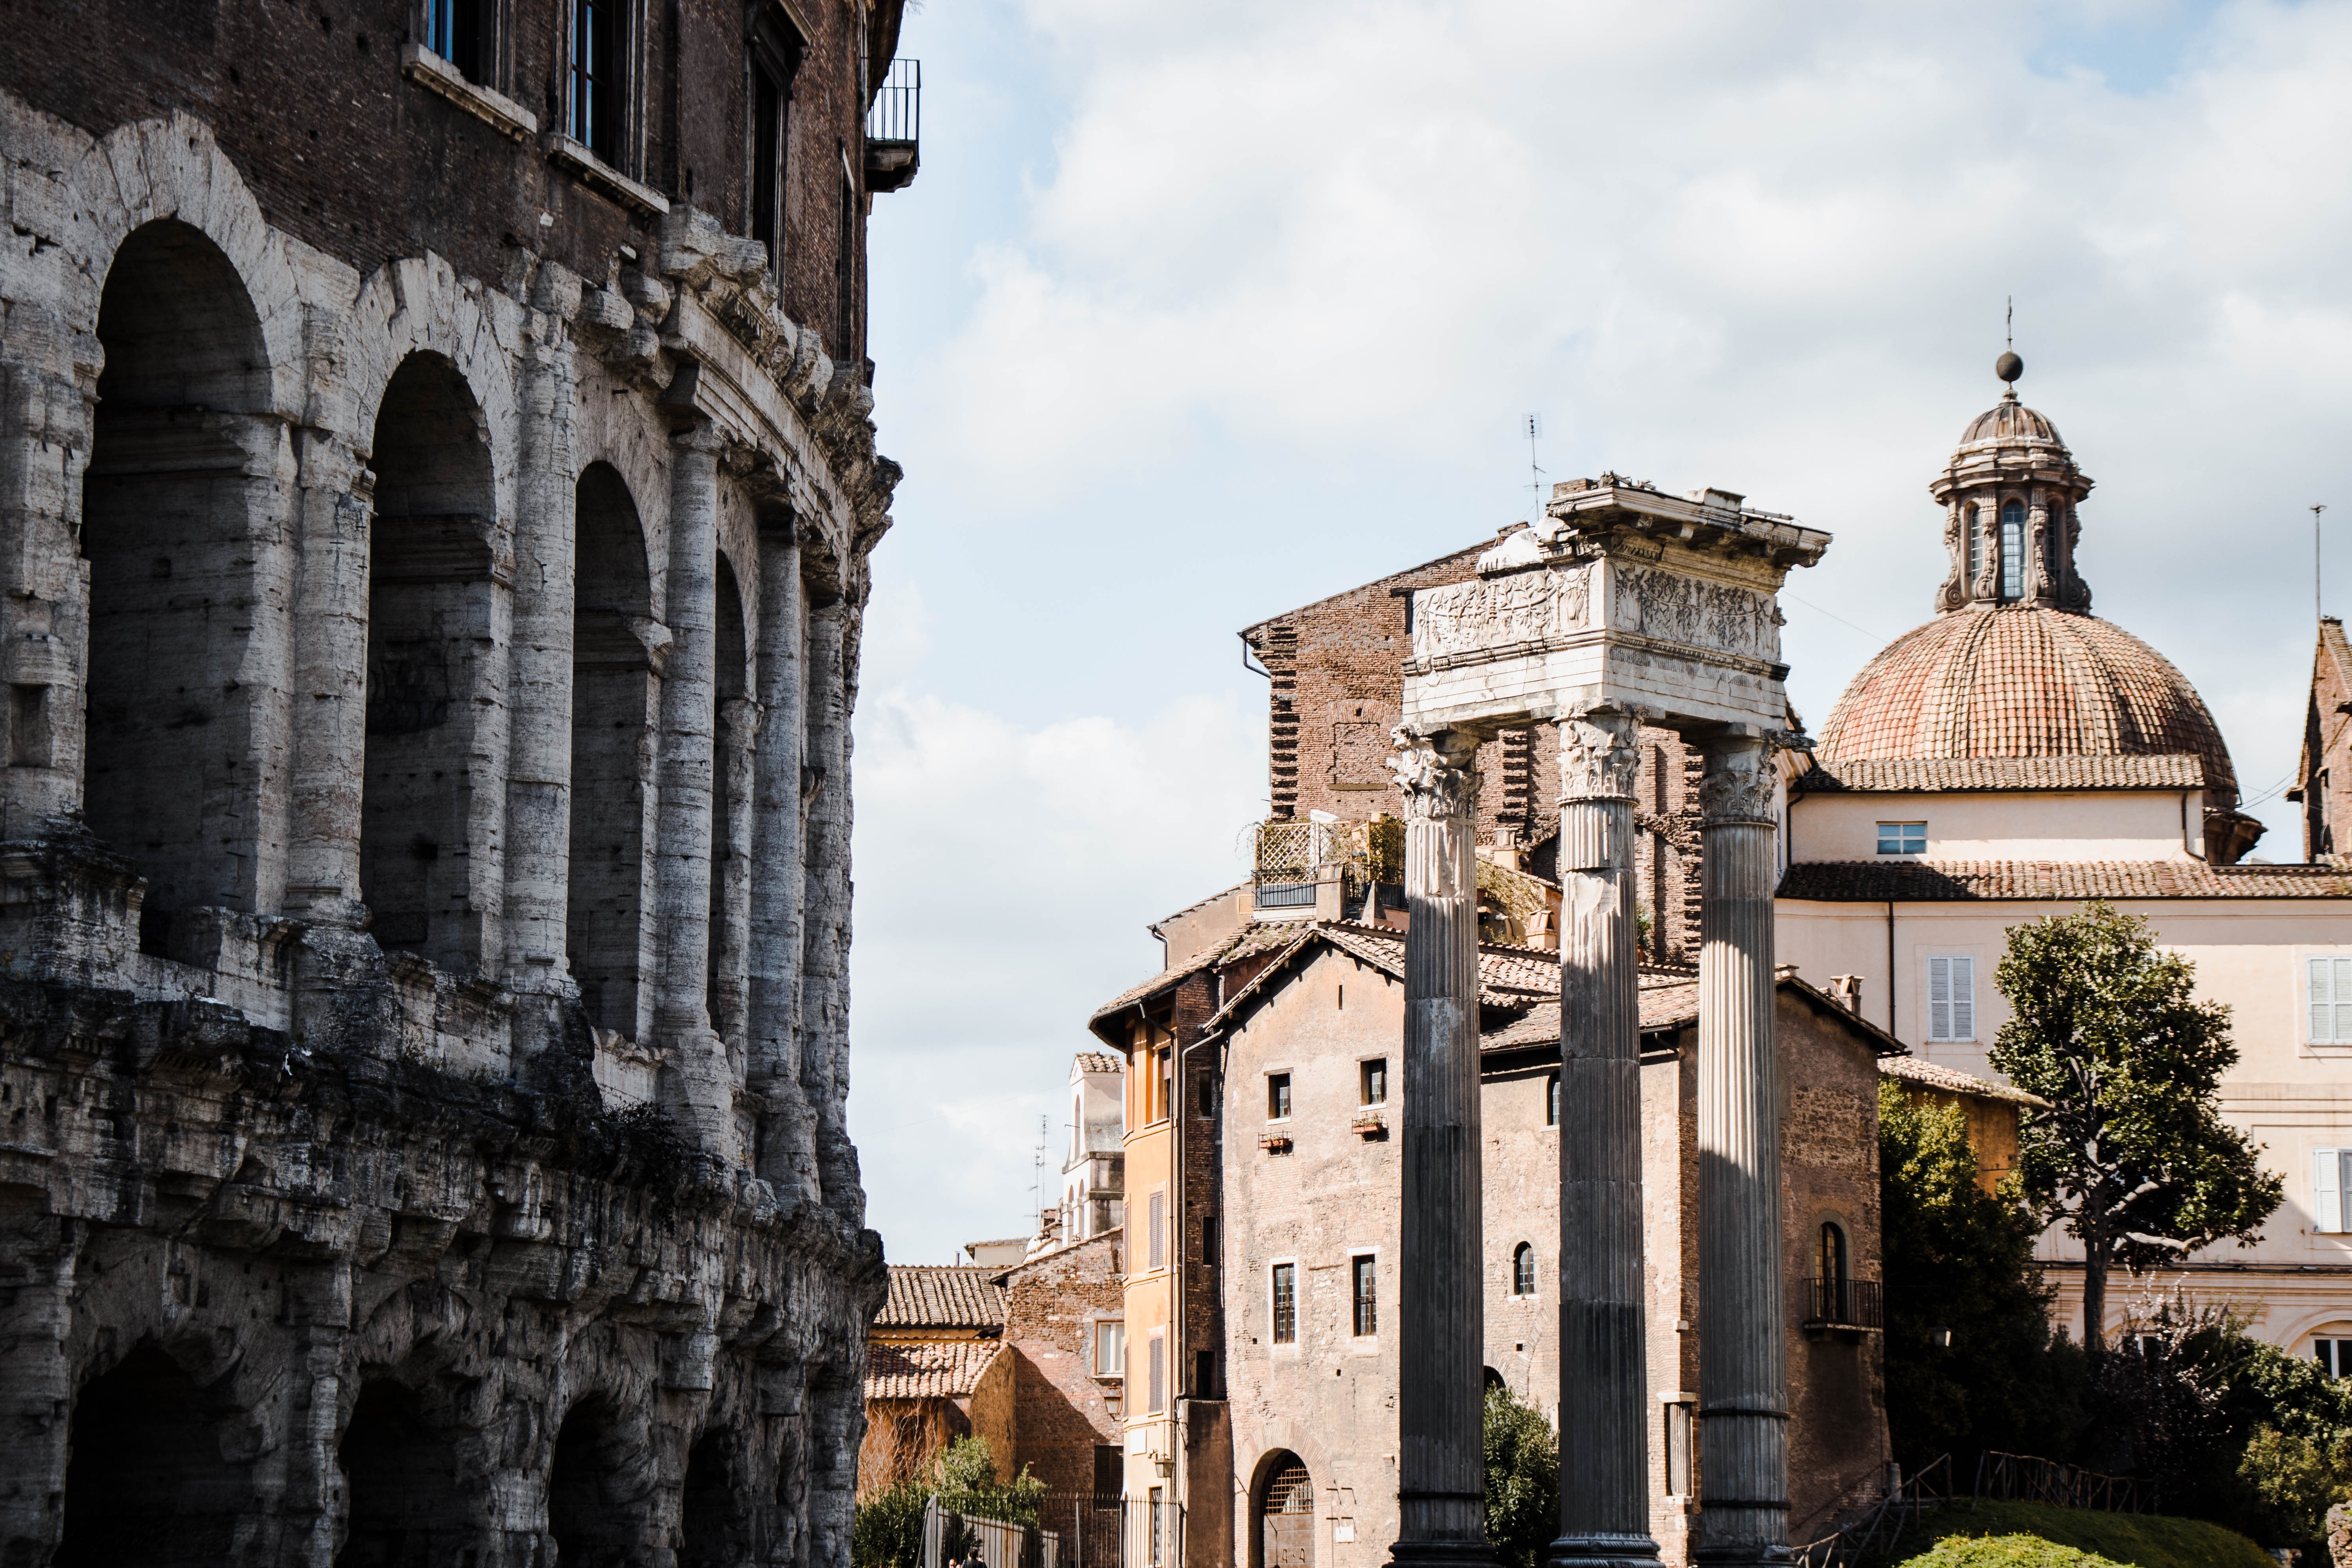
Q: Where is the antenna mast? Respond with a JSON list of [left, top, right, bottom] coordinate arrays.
[[2318, 504, 2330, 624], [1524, 414, 1546, 519], [1034, 1114, 1048, 1233]]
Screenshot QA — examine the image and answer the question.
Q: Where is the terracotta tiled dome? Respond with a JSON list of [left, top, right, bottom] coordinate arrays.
[[1814, 606, 2240, 804]]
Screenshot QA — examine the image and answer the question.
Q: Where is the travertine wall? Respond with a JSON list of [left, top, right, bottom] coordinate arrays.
[[0, 56, 897, 1568]]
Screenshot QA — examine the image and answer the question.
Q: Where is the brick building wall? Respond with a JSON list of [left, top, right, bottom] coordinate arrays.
[[2298, 618, 2352, 860], [997, 1231, 1126, 1497]]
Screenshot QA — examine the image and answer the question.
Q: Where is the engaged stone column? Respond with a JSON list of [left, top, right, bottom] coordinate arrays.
[[282, 433, 371, 922], [750, 522, 818, 1203], [1387, 727, 1494, 1568], [653, 422, 732, 1156], [1551, 711, 1660, 1568], [801, 598, 859, 1217], [1695, 733, 1788, 1566]]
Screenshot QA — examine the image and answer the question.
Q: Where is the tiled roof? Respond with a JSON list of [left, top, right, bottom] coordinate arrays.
[[1814, 607, 2238, 803], [1317, 924, 1560, 1001], [1149, 880, 1250, 932], [874, 1266, 1005, 1331], [1088, 925, 1298, 1035], [1779, 859, 2352, 901], [1480, 971, 1902, 1056], [1796, 755, 2205, 794], [865, 1339, 1003, 1401], [1072, 1052, 1120, 1077], [1879, 1054, 2048, 1108]]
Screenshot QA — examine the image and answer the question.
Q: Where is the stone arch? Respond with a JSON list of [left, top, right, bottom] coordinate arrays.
[[336, 1378, 468, 1568], [56, 1342, 257, 1568], [569, 461, 659, 1038], [707, 550, 754, 1046], [80, 216, 293, 943], [679, 1426, 752, 1568], [360, 350, 502, 971], [547, 1393, 654, 1568], [1249, 1449, 1315, 1568]]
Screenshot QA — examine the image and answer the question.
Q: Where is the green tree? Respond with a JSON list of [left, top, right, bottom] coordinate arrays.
[[1879, 1081, 2083, 1465], [852, 1479, 932, 1568], [1990, 903, 2281, 1352], [1483, 1384, 1558, 1568]]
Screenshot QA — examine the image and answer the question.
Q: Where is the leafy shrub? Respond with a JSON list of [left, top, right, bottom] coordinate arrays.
[[1481, 1384, 1557, 1568], [851, 1479, 930, 1568], [1897, 1537, 2126, 1568]]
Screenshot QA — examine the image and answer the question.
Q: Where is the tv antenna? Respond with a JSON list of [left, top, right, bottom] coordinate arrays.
[[2318, 504, 2330, 624], [1524, 414, 1546, 518], [1033, 1113, 1048, 1233]]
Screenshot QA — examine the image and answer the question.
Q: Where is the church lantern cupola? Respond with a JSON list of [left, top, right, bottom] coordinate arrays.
[[1929, 351, 2095, 615]]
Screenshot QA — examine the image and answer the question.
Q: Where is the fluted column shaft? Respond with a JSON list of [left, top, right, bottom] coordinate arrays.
[[1551, 712, 1660, 1567], [750, 522, 817, 1203], [1389, 728, 1495, 1568], [1695, 734, 1787, 1566], [653, 423, 732, 1155]]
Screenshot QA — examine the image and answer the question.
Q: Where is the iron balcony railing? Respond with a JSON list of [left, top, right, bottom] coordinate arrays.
[[1801, 1275, 1883, 1332], [865, 58, 920, 190], [1250, 817, 1403, 911]]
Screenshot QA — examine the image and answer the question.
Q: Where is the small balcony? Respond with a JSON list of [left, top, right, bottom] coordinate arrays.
[[865, 58, 920, 192], [1252, 816, 1402, 919], [1801, 1275, 1883, 1337]]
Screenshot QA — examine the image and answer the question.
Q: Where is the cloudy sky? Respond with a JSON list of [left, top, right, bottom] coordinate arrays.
[[845, 0, 2352, 1263]]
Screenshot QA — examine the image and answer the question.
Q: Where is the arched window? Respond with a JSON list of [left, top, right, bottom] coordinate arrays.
[[567, 463, 655, 1036], [1999, 500, 2025, 600], [1963, 503, 1981, 588], [1818, 1221, 1849, 1322], [1512, 1242, 1535, 1296]]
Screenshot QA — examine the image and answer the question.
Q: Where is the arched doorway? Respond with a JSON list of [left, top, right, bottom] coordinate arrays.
[[360, 352, 497, 971], [567, 462, 656, 1036], [337, 1380, 466, 1567], [56, 1344, 254, 1567], [547, 1396, 643, 1568], [706, 553, 751, 1043], [82, 218, 278, 942], [680, 1428, 750, 1568], [1254, 1452, 1313, 1568]]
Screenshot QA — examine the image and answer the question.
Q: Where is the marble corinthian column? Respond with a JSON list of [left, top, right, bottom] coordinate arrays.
[[1386, 727, 1496, 1568], [1695, 733, 1789, 1566], [1550, 710, 1660, 1568]]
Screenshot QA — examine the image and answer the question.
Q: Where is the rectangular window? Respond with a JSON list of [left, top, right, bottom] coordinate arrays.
[[1664, 1402, 1694, 1496], [1546, 1071, 1559, 1127], [1194, 1349, 1213, 1397], [1148, 1486, 1165, 1567], [1877, 821, 1927, 856], [2310, 958, 2352, 1043], [1147, 1190, 1165, 1269], [750, 62, 785, 264], [571, 0, 622, 162], [1201, 1215, 1218, 1261], [1267, 1073, 1292, 1121], [1271, 1262, 1296, 1344], [1351, 1253, 1377, 1337], [1360, 1058, 1387, 1106], [423, 0, 487, 82], [1927, 955, 1975, 1043], [1094, 1444, 1121, 1493], [1198, 1074, 1217, 1117], [1093, 1319, 1125, 1378], [1147, 1332, 1165, 1414], [2314, 1148, 2352, 1233]]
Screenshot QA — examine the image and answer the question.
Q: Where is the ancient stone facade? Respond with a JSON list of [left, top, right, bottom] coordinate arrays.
[[0, 2, 910, 1562]]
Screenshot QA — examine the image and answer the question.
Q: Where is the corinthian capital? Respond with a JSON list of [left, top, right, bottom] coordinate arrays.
[[1699, 735, 1777, 824], [1558, 710, 1639, 802], [1386, 726, 1481, 822]]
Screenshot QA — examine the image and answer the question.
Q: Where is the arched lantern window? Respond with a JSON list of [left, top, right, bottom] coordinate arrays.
[[1999, 500, 2026, 600], [1963, 503, 1981, 589]]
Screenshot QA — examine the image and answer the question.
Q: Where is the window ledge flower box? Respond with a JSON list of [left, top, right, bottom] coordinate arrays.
[[1350, 1113, 1387, 1138], [1258, 1133, 1293, 1154]]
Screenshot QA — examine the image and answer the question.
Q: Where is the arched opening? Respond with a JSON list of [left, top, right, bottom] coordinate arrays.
[[1511, 1242, 1535, 1296], [337, 1380, 466, 1567], [548, 1396, 642, 1568], [680, 1428, 750, 1568], [1254, 1453, 1313, 1568], [82, 219, 278, 943], [1483, 1366, 1505, 1392], [361, 352, 498, 972], [1818, 1220, 1850, 1322], [567, 462, 657, 1037], [1998, 500, 2025, 601], [57, 1344, 253, 1567], [707, 554, 752, 1042]]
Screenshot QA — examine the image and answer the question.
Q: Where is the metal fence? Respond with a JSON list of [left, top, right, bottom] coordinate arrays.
[[867, 57, 920, 146], [1800, 1275, 1884, 1331], [1973, 1451, 2160, 1514], [1792, 1452, 1950, 1567], [920, 1496, 1059, 1568], [1041, 1495, 1181, 1568]]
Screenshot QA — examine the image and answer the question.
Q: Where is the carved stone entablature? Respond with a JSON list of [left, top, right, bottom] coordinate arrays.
[[1402, 479, 1826, 741]]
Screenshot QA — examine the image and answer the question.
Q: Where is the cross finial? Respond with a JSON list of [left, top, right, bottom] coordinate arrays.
[[2006, 296, 2013, 350]]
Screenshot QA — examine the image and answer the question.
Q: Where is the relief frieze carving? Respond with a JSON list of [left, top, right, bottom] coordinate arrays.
[[1412, 565, 1591, 662], [1611, 566, 1784, 662]]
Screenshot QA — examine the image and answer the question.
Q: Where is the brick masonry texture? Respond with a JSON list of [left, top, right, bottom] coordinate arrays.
[[0, 3, 912, 1563]]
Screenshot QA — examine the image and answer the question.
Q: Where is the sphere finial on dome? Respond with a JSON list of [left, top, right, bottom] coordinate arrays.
[[1996, 349, 2023, 384]]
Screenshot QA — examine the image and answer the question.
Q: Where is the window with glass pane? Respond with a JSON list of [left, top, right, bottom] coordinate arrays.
[[1877, 822, 1926, 855], [1147, 1333, 1164, 1413], [1999, 500, 2025, 600], [2318, 1338, 2346, 1378], [1360, 1058, 1387, 1106], [1147, 1190, 1165, 1269], [1964, 504, 1981, 587], [1351, 1255, 1377, 1336], [424, 0, 486, 82], [2314, 1148, 2352, 1232], [1267, 1073, 1291, 1121], [1094, 1319, 1125, 1377], [1271, 1262, 1296, 1343], [1927, 955, 1974, 1042], [1512, 1242, 1535, 1296], [2309, 957, 2352, 1043], [571, 0, 621, 162], [1546, 1072, 1559, 1127]]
